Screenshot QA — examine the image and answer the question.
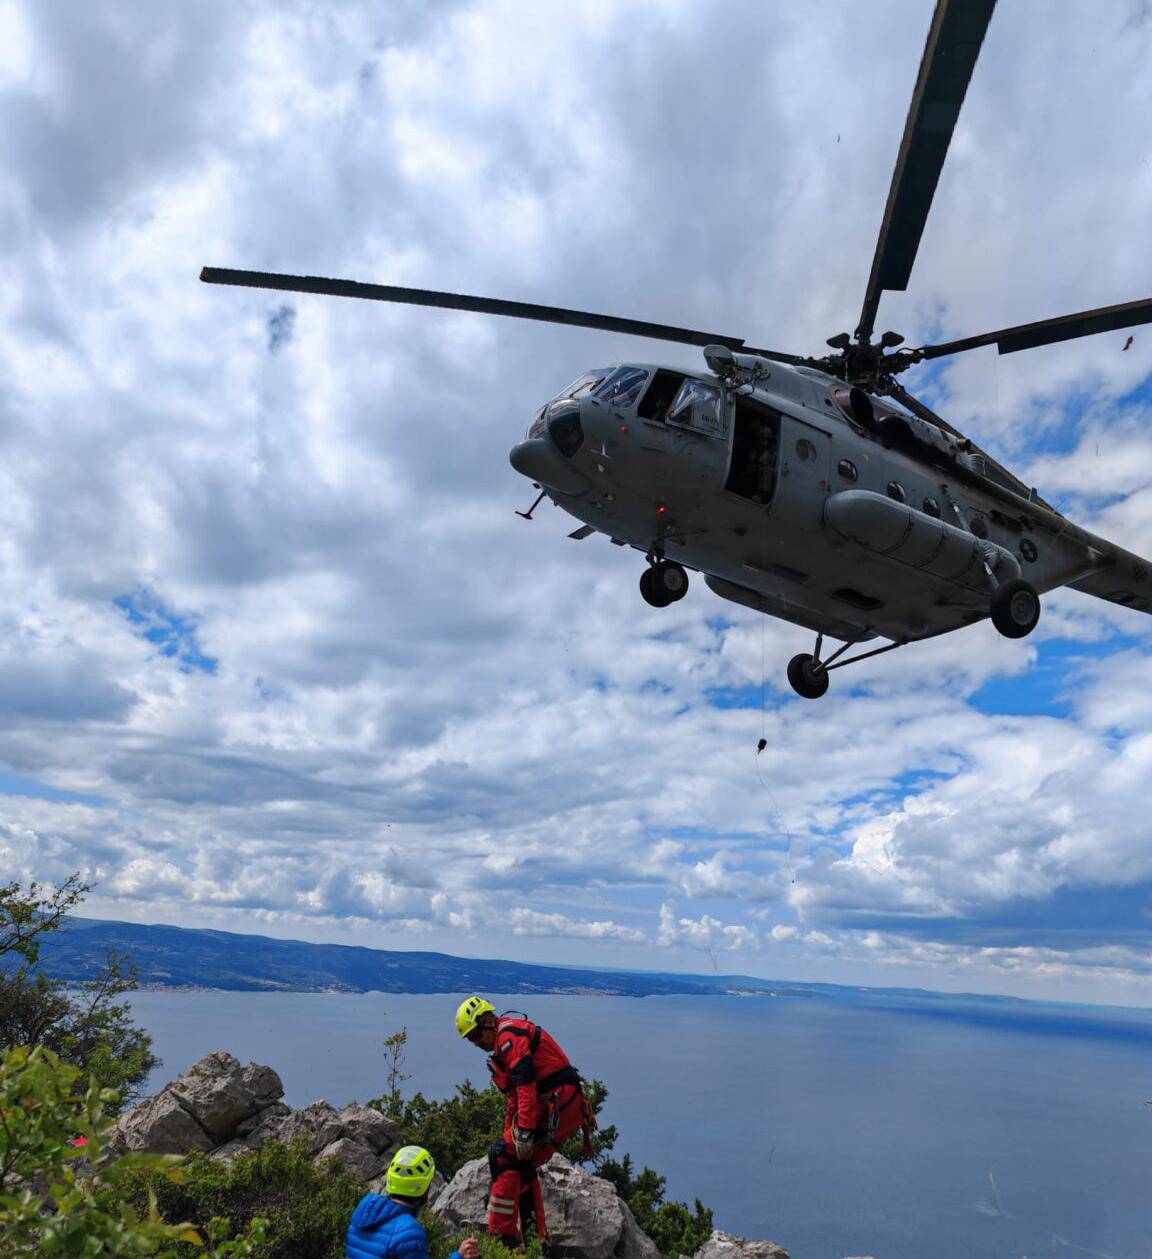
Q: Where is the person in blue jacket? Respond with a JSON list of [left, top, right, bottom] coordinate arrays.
[[346, 1143, 480, 1259]]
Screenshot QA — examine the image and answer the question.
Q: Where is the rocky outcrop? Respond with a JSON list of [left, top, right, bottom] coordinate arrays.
[[435, 1155, 658, 1259], [121, 1054, 795, 1259], [693, 1230, 791, 1259], [115, 1052, 401, 1182]]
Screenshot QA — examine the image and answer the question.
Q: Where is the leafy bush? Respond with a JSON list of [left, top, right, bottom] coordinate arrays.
[[0, 1042, 265, 1256], [125, 1138, 513, 1259], [0, 875, 159, 1109], [597, 1154, 713, 1258], [121, 1139, 364, 1259]]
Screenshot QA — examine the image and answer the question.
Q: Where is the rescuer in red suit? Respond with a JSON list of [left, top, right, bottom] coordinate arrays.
[[455, 996, 594, 1244]]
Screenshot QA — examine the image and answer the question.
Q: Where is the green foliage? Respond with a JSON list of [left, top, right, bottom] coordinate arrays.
[[420, 1205, 537, 1259], [0, 1042, 266, 1256], [123, 1138, 362, 1258], [381, 1026, 412, 1119], [0, 875, 159, 1111], [597, 1154, 713, 1258], [384, 1079, 507, 1177]]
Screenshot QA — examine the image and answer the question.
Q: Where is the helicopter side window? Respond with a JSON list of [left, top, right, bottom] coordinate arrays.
[[637, 370, 686, 422], [725, 398, 779, 504], [667, 379, 723, 436], [595, 366, 650, 409]]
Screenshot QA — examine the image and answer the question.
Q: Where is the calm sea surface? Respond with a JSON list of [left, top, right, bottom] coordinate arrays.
[[127, 990, 1152, 1259]]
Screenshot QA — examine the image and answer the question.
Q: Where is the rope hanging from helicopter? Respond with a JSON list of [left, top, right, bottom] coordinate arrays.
[[751, 484, 797, 888]]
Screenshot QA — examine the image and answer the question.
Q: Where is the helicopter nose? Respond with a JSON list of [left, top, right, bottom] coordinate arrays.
[[509, 437, 591, 496]]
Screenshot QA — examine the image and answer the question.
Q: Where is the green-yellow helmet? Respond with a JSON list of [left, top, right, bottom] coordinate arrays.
[[385, 1145, 436, 1197], [455, 994, 495, 1039]]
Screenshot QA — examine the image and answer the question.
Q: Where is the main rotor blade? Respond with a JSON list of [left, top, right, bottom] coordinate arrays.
[[857, 0, 998, 342], [200, 267, 807, 365], [918, 296, 1152, 359]]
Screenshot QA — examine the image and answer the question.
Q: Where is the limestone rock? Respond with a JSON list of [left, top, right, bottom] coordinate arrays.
[[167, 1052, 285, 1141], [434, 1155, 656, 1259], [278, 1100, 344, 1155], [693, 1230, 790, 1259], [539, 1156, 628, 1259], [338, 1102, 401, 1153], [432, 1156, 490, 1231], [316, 1135, 386, 1181], [117, 1090, 215, 1156], [235, 1100, 291, 1141], [616, 1200, 660, 1259]]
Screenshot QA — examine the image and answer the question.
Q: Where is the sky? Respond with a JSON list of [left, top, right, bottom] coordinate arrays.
[[1, 0, 1151, 1006]]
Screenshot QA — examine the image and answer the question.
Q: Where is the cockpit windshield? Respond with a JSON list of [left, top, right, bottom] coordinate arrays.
[[593, 366, 650, 409], [557, 369, 610, 400]]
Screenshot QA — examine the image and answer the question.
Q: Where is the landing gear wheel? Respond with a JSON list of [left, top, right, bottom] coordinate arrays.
[[640, 567, 672, 608], [651, 560, 689, 603], [990, 578, 1041, 639], [787, 653, 829, 699]]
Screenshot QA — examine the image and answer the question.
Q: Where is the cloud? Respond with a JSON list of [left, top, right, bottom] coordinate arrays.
[[0, 0, 1149, 1001]]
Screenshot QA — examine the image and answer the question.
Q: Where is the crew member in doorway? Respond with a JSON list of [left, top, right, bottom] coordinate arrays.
[[455, 996, 596, 1244]]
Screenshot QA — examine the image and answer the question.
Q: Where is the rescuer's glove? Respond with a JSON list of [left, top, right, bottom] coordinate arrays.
[[513, 1128, 535, 1160]]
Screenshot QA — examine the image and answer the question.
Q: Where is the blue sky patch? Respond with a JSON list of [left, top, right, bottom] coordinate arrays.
[[0, 771, 108, 807], [266, 304, 296, 353], [114, 588, 218, 674]]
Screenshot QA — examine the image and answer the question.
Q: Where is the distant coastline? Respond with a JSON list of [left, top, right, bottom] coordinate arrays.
[[27, 914, 1130, 1011]]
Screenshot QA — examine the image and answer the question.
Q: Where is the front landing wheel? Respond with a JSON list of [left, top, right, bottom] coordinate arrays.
[[787, 653, 829, 699], [990, 578, 1040, 639]]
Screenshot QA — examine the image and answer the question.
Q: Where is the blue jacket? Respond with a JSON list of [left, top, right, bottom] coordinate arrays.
[[346, 1193, 462, 1259]]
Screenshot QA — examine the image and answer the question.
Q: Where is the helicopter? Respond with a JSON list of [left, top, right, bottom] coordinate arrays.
[[201, 0, 1152, 699]]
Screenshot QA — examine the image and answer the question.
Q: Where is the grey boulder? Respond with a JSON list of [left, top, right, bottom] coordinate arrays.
[[693, 1230, 791, 1259], [117, 1090, 215, 1156], [278, 1100, 345, 1155], [434, 1155, 658, 1259], [316, 1135, 389, 1181], [338, 1102, 401, 1153], [167, 1052, 285, 1141]]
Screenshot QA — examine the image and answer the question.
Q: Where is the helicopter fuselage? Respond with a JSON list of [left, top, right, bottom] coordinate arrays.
[[509, 359, 1152, 646]]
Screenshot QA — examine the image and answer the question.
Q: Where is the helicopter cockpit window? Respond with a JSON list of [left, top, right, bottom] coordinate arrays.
[[558, 370, 609, 401], [667, 379, 723, 436], [637, 370, 685, 421], [594, 366, 650, 409]]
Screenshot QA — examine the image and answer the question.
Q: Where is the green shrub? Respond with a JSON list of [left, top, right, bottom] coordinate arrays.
[[598, 1154, 714, 1258], [0, 875, 159, 1111], [121, 1138, 364, 1259], [0, 1042, 265, 1256]]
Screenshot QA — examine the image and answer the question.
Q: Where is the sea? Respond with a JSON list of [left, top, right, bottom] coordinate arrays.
[[126, 989, 1152, 1259]]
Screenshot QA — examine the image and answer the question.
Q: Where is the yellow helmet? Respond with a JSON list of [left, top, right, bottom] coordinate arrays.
[[385, 1145, 437, 1197], [455, 995, 495, 1039]]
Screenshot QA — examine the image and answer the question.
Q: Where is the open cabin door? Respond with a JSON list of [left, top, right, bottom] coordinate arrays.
[[725, 396, 780, 505]]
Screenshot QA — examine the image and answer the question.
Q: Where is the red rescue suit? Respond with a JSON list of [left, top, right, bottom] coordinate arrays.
[[486, 1014, 589, 1241]]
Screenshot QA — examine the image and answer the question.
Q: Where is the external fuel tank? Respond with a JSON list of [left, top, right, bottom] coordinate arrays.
[[825, 489, 1021, 592]]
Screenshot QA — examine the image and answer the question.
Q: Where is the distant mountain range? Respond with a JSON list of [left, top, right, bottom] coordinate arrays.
[[21, 914, 921, 1000], [36, 916, 787, 997], [34, 917, 1035, 1007]]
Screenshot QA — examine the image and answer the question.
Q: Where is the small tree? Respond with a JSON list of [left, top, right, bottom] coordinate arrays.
[[0, 875, 158, 1109], [381, 1027, 412, 1119], [0, 1042, 267, 1256]]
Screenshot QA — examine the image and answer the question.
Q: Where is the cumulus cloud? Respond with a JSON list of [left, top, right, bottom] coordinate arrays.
[[0, 1, 1149, 1001]]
